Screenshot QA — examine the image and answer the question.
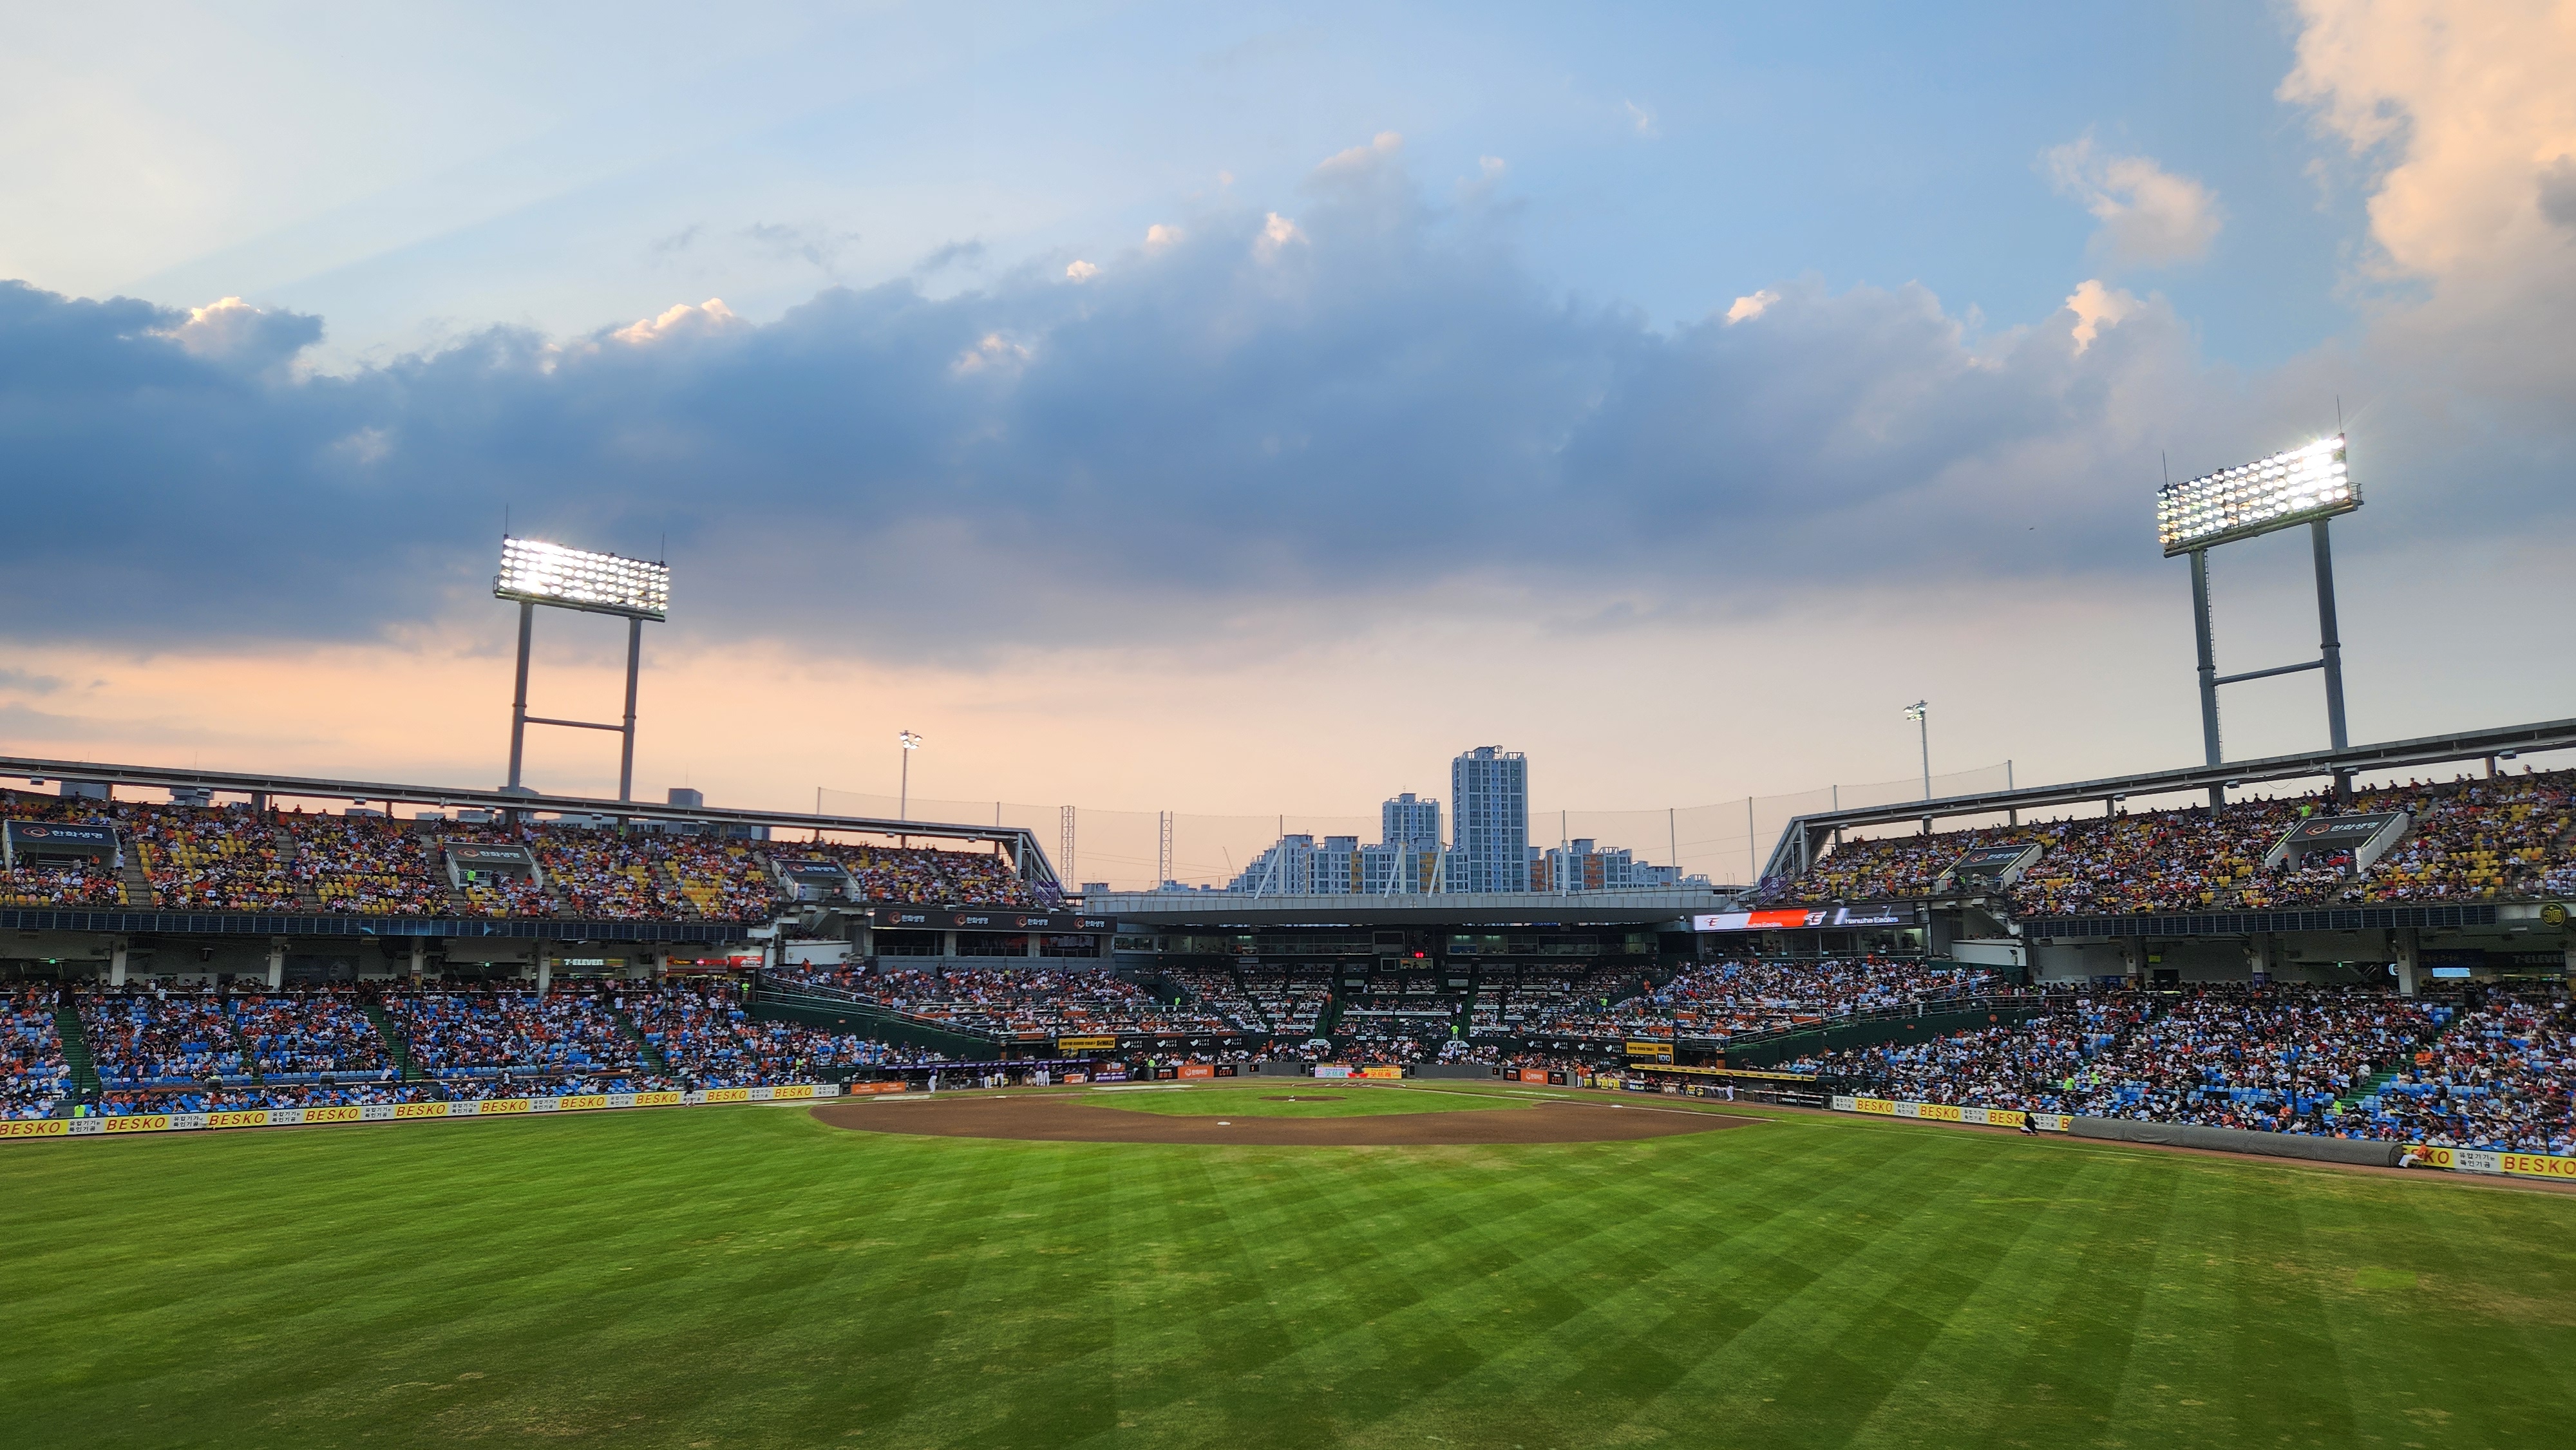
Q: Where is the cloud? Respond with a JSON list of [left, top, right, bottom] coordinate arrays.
[[1624, 100, 1658, 138], [1144, 223, 1183, 251], [2542, 158, 2576, 233], [916, 239, 987, 274], [2280, 0, 2576, 407], [2062, 279, 2137, 352], [0, 668, 63, 695], [0, 118, 2566, 670], [2043, 136, 2224, 268], [741, 221, 861, 274], [609, 297, 740, 346], [1063, 259, 1099, 281]]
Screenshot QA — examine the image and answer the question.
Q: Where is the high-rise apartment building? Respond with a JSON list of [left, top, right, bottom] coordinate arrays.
[[1450, 746, 1528, 892], [1380, 792, 1442, 849]]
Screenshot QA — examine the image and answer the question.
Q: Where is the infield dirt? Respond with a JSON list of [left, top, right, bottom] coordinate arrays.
[[811, 1091, 1760, 1145]]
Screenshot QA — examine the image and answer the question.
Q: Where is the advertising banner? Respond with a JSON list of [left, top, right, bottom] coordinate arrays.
[[1177, 1064, 1215, 1080], [701, 1088, 750, 1104], [479, 1098, 533, 1115], [1837, 1096, 2070, 1133], [1692, 909, 1831, 932], [0, 1119, 72, 1138], [1624, 1040, 1674, 1062], [4, 820, 118, 858], [843, 1081, 909, 1095], [2409, 1145, 2576, 1179], [1314, 1066, 1353, 1079], [1358, 1066, 1403, 1080], [1520, 1069, 1550, 1084], [1058, 1035, 1119, 1053], [105, 1114, 173, 1133], [303, 1106, 362, 1125], [1831, 903, 1915, 927]]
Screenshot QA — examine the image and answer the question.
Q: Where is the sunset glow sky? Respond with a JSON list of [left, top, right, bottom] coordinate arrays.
[[3, 1, 2573, 885]]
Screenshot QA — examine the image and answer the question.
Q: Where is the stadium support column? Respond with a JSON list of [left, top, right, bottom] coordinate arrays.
[[506, 600, 535, 791], [536, 951, 551, 994], [265, 942, 284, 990], [2311, 518, 2353, 804], [617, 616, 641, 804], [2392, 928, 2420, 999], [408, 939, 426, 982], [109, 941, 128, 988], [2190, 549, 2223, 811]]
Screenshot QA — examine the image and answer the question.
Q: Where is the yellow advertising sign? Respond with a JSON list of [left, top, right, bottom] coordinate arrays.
[[478, 1098, 533, 1115], [104, 1115, 172, 1134], [394, 1102, 449, 1119], [553, 1095, 609, 1113], [1853, 1097, 1897, 1115], [1915, 1102, 1964, 1122], [769, 1084, 817, 1100], [1624, 1041, 1674, 1060], [304, 1106, 362, 1124], [702, 1088, 750, 1104], [0, 1118, 71, 1138], [1358, 1066, 1404, 1080], [1057, 1035, 1119, 1053], [635, 1091, 683, 1107]]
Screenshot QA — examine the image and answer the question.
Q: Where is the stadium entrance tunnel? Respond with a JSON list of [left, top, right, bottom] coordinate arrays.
[[810, 1093, 1761, 1146]]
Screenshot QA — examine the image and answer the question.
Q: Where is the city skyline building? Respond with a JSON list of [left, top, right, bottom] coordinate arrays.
[[1450, 746, 1529, 893]]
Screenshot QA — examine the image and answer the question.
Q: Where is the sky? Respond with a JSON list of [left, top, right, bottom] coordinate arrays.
[[2, 1, 2573, 884]]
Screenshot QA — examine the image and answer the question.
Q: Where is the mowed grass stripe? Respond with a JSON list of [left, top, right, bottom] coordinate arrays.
[[8, 1104, 2576, 1448]]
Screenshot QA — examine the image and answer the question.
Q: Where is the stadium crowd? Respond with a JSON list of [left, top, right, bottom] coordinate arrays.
[[0, 860, 128, 907], [3, 791, 1051, 921], [1792, 983, 2576, 1151], [1769, 767, 2576, 917], [386, 991, 643, 1080], [3, 992, 72, 1119]]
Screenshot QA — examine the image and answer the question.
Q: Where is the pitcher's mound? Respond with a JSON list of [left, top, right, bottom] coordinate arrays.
[[811, 1095, 1757, 1145]]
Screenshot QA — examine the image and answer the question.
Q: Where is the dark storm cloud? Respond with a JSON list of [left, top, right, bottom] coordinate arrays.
[[0, 144, 2530, 660]]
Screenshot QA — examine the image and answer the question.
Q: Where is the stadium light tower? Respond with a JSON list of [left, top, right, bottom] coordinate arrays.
[[2157, 434, 2359, 805], [1903, 701, 1930, 834], [898, 731, 922, 818], [493, 536, 670, 802]]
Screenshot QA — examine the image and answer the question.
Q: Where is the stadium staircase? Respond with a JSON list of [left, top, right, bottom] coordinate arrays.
[[115, 857, 157, 908], [361, 1002, 427, 1082], [53, 999, 102, 1100], [276, 824, 327, 913], [607, 1004, 669, 1074]]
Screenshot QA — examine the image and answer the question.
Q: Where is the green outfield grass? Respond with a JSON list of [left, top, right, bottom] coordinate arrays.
[[1088, 1083, 1529, 1116], [5, 1098, 2573, 1449]]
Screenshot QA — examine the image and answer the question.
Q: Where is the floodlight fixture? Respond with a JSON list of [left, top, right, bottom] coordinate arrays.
[[495, 537, 670, 620], [494, 535, 670, 803], [2161, 431, 2363, 804], [2157, 436, 2354, 557]]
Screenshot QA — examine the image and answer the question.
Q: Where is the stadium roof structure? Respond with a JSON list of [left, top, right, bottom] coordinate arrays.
[[1759, 716, 2576, 885], [1084, 887, 1743, 929], [0, 755, 1060, 889]]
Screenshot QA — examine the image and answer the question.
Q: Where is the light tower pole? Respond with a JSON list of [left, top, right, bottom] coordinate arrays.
[[1904, 701, 1929, 833]]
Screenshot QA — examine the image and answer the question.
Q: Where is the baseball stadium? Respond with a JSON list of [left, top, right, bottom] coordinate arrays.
[[12, 6, 2576, 1447], [7, 643, 2576, 1447]]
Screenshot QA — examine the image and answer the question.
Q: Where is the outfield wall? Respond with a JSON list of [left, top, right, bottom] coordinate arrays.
[[1831, 1095, 2576, 1183], [0, 1083, 848, 1142]]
